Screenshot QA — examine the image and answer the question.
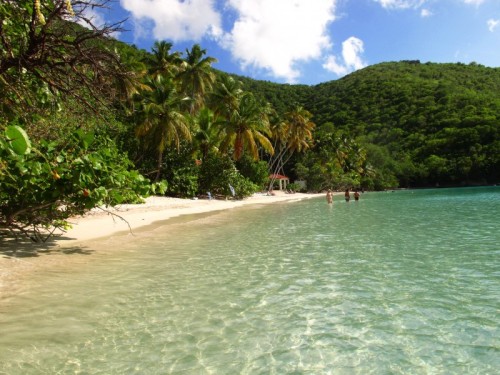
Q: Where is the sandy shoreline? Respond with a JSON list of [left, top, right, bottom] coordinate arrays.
[[60, 191, 321, 246], [0, 192, 322, 296]]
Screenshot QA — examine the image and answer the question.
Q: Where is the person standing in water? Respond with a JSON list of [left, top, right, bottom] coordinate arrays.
[[326, 189, 333, 204], [354, 190, 360, 201], [344, 189, 350, 202]]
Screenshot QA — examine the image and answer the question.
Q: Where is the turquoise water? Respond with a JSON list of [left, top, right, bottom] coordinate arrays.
[[0, 187, 499, 374]]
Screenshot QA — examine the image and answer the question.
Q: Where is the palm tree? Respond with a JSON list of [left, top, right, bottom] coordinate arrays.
[[193, 107, 221, 160], [219, 92, 274, 160], [145, 41, 183, 79], [208, 75, 243, 120], [113, 47, 151, 114], [284, 106, 315, 154], [268, 105, 315, 186], [177, 44, 217, 114], [135, 76, 191, 181]]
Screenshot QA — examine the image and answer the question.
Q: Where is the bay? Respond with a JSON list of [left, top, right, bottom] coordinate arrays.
[[0, 187, 499, 374]]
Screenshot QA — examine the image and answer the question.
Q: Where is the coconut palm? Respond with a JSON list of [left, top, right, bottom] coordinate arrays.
[[268, 105, 315, 184], [219, 92, 274, 161], [208, 75, 244, 120], [135, 76, 191, 181], [193, 107, 221, 160], [284, 106, 315, 154], [177, 44, 217, 114], [113, 47, 152, 113], [145, 41, 183, 79]]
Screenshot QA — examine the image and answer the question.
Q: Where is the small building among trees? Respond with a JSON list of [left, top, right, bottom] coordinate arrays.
[[269, 174, 289, 191]]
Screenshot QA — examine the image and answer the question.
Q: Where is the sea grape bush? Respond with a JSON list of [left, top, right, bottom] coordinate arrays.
[[0, 125, 166, 242]]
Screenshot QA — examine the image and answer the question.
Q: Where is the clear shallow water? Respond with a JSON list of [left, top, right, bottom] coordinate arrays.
[[0, 187, 499, 374]]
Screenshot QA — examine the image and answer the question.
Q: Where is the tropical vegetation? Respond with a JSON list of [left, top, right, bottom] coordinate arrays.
[[238, 61, 500, 190], [1, 1, 499, 241]]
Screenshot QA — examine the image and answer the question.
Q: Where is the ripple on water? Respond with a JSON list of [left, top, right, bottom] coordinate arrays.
[[0, 188, 499, 374]]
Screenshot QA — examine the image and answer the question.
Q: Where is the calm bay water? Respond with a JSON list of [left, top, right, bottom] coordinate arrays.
[[0, 187, 499, 374]]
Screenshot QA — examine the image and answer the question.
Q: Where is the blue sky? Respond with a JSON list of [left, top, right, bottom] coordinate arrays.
[[91, 0, 499, 85]]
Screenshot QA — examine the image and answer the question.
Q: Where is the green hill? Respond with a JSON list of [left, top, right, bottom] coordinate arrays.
[[240, 61, 500, 187]]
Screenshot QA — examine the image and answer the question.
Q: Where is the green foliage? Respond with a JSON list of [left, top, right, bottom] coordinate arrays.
[[160, 145, 199, 198], [235, 154, 269, 188], [361, 144, 401, 189], [198, 153, 258, 198], [0, 126, 158, 241], [218, 91, 274, 161], [243, 61, 500, 187], [313, 62, 500, 186], [286, 182, 301, 192], [5, 124, 31, 155], [231, 176, 260, 199], [27, 97, 127, 143], [133, 76, 192, 181], [294, 160, 332, 192], [0, 0, 129, 121], [3, 0, 498, 246], [233, 72, 311, 116]]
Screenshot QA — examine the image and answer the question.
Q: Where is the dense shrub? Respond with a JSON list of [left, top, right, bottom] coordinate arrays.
[[198, 153, 258, 199], [0, 125, 164, 241], [235, 154, 269, 188]]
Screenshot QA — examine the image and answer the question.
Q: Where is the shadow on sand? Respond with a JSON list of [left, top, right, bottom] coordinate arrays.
[[0, 235, 94, 259]]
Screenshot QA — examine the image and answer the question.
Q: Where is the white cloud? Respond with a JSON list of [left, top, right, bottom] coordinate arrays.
[[420, 8, 432, 17], [487, 18, 499, 32], [342, 37, 367, 69], [374, 0, 426, 9], [222, 0, 337, 83], [120, 0, 222, 41], [323, 55, 348, 76], [120, 0, 340, 82], [323, 37, 367, 77]]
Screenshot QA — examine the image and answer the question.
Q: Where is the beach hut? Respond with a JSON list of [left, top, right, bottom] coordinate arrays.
[[269, 174, 289, 191]]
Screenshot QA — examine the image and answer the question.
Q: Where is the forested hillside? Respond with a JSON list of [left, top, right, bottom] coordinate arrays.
[[240, 61, 500, 188], [228, 73, 311, 116]]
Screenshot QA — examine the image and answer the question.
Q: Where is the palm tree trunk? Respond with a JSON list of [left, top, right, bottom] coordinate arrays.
[[155, 152, 163, 182]]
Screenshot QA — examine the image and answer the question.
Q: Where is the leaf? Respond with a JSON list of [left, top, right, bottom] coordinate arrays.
[[75, 129, 95, 149], [5, 125, 31, 155]]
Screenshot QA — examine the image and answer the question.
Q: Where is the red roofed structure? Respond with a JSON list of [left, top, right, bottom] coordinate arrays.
[[269, 174, 290, 191]]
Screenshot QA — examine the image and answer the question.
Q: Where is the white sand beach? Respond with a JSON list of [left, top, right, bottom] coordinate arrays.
[[59, 191, 321, 246], [0, 191, 322, 295]]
